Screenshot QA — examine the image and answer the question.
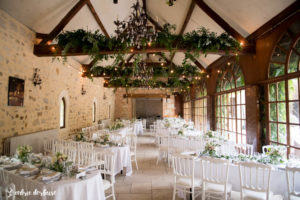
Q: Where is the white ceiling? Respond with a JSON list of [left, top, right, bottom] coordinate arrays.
[[0, 0, 295, 67]]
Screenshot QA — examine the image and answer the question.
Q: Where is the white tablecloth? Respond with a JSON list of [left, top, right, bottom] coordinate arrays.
[[180, 159, 296, 199], [95, 145, 132, 176], [0, 170, 105, 200], [133, 122, 143, 135]]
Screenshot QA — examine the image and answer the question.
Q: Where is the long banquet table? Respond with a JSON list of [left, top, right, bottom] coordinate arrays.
[[0, 169, 105, 200], [180, 158, 300, 199], [95, 145, 132, 176]]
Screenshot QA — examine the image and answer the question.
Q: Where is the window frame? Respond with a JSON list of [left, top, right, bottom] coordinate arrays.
[[267, 31, 300, 156], [215, 61, 247, 144], [92, 102, 96, 123], [60, 97, 66, 129]]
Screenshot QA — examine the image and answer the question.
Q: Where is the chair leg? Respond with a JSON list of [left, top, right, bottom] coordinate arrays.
[[172, 184, 176, 200], [192, 187, 195, 200], [112, 185, 116, 200], [135, 157, 138, 170]]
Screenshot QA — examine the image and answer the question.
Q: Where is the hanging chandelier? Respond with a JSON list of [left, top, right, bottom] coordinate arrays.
[[114, 0, 157, 49], [134, 61, 154, 81]]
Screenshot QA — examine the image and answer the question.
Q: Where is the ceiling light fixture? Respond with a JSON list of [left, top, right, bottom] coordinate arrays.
[[114, 0, 157, 49]]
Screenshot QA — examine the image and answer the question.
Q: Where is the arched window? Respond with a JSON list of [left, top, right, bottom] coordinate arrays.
[[216, 61, 246, 144], [267, 20, 300, 156], [60, 98, 66, 128], [194, 79, 208, 132], [92, 102, 96, 122]]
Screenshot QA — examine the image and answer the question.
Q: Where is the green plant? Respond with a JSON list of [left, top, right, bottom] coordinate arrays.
[[16, 145, 32, 163]]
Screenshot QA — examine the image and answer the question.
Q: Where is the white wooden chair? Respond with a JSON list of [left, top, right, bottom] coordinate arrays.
[[157, 135, 172, 166], [77, 149, 95, 169], [0, 169, 16, 200], [201, 157, 231, 200], [127, 135, 138, 170], [43, 138, 56, 155], [172, 154, 202, 200], [79, 142, 94, 150], [286, 165, 300, 200], [235, 143, 254, 156], [97, 151, 116, 200], [142, 119, 147, 130], [238, 161, 280, 200], [63, 146, 77, 163]]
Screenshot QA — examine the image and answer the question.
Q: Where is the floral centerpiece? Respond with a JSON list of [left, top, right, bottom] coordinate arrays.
[[264, 146, 285, 164], [16, 145, 32, 163], [99, 134, 110, 145], [204, 131, 214, 139], [109, 120, 125, 131], [202, 141, 220, 156], [74, 131, 87, 142], [178, 129, 184, 136], [50, 152, 73, 174]]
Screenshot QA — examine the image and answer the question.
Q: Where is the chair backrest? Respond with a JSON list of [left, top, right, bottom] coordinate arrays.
[[286, 165, 300, 199], [79, 142, 94, 150], [239, 161, 271, 200], [110, 133, 125, 144], [201, 157, 230, 192], [53, 143, 64, 154], [235, 144, 253, 156], [172, 154, 196, 185], [43, 138, 55, 154], [64, 146, 77, 163], [96, 151, 116, 183], [126, 135, 137, 153], [77, 148, 95, 167]]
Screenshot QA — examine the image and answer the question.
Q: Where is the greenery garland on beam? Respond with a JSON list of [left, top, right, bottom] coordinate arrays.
[[56, 25, 241, 65]]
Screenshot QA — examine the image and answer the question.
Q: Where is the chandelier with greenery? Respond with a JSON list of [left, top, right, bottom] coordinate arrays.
[[55, 0, 242, 91]]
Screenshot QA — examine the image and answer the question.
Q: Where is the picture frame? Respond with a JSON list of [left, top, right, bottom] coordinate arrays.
[[8, 76, 25, 106]]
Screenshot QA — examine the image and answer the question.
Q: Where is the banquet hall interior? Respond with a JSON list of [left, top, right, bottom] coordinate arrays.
[[0, 0, 300, 199]]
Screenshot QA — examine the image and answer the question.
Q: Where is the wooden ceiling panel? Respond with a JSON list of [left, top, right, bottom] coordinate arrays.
[[89, 0, 132, 36], [63, 5, 99, 33], [147, 0, 192, 34], [203, 0, 295, 37]]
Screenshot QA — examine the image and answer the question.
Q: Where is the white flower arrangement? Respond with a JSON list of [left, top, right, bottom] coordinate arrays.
[[16, 145, 32, 163]]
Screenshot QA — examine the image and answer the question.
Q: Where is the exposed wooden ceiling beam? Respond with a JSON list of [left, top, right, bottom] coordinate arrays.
[[194, 0, 247, 44], [123, 93, 170, 98], [169, 0, 207, 72], [86, 0, 110, 38], [39, 0, 88, 45], [179, 0, 196, 35], [34, 44, 251, 57], [247, 1, 300, 41]]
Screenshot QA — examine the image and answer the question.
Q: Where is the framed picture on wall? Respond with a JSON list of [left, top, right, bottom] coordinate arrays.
[[8, 76, 25, 106]]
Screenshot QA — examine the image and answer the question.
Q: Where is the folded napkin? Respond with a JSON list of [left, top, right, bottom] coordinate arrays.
[[41, 171, 61, 181], [2, 162, 22, 170], [19, 165, 39, 175]]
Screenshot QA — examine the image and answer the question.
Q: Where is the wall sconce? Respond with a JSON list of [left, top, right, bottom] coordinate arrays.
[[31, 68, 42, 89], [113, 0, 118, 4], [103, 92, 107, 100], [81, 85, 86, 95]]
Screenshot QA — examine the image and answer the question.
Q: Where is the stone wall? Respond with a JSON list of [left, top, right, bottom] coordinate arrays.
[[0, 9, 115, 153], [114, 88, 176, 119]]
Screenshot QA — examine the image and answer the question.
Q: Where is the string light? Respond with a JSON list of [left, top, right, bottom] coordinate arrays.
[[240, 41, 244, 46], [147, 42, 151, 47], [217, 70, 221, 73], [170, 70, 174, 74], [51, 46, 55, 51], [103, 72, 106, 76], [227, 62, 231, 66], [161, 63, 164, 66], [206, 74, 210, 78], [130, 48, 134, 52], [47, 41, 52, 45]]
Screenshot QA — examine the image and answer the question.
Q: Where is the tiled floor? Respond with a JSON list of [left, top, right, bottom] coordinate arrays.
[[113, 135, 175, 200], [111, 135, 242, 200]]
